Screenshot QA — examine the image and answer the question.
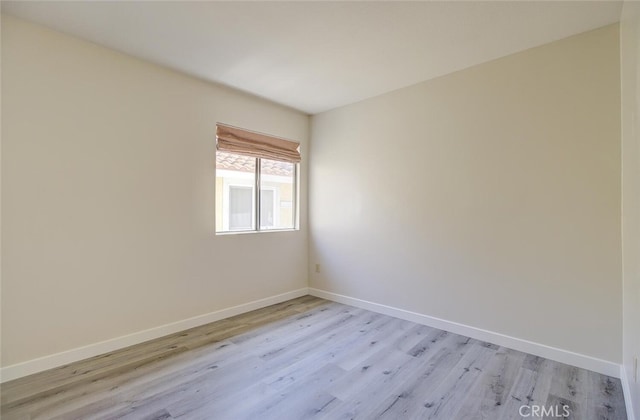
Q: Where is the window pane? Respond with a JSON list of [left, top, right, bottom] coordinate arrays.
[[230, 187, 253, 229], [260, 189, 275, 228], [260, 159, 295, 230], [216, 152, 256, 232]]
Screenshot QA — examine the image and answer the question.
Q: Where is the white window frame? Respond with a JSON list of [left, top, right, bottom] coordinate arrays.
[[216, 156, 298, 234]]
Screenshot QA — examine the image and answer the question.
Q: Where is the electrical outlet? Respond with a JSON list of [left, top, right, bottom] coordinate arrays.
[[315, 264, 320, 273]]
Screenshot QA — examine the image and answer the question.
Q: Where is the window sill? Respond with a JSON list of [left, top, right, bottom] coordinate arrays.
[[215, 228, 298, 236]]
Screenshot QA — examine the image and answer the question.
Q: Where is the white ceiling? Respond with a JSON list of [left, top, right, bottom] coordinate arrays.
[[2, 1, 623, 114]]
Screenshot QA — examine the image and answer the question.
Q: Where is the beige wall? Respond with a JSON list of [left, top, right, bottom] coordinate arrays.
[[621, 2, 640, 416], [1, 15, 309, 367], [310, 25, 622, 363]]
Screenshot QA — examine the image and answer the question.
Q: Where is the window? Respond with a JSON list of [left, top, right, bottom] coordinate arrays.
[[215, 124, 299, 233]]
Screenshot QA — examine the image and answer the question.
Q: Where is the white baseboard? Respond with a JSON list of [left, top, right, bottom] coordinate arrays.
[[0, 288, 310, 383], [621, 365, 637, 420], [2, 286, 623, 387], [309, 288, 620, 378]]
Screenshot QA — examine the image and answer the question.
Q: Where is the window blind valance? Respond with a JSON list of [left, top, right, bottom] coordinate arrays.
[[216, 123, 301, 163]]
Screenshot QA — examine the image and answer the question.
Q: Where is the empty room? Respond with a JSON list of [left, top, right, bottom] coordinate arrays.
[[1, 1, 639, 419]]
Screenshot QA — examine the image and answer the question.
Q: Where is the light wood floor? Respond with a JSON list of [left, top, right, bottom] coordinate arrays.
[[1, 296, 627, 420]]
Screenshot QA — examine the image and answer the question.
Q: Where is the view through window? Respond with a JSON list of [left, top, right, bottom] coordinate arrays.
[[216, 152, 296, 232]]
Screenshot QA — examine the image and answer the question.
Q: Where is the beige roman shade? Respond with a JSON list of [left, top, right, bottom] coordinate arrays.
[[216, 123, 301, 163]]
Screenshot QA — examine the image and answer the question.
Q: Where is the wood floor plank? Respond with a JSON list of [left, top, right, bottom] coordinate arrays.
[[330, 333, 476, 419], [390, 323, 437, 353], [222, 363, 346, 420], [0, 296, 629, 420], [320, 350, 445, 419], [544, 393, 578, 420], [453, 347, 527, 420], [584, 370, 628, 420], [547, 361, 591, 419], [333, 317, 413, 371], [329, 348, 415, 401], [34, 343, 250, 419], [497, 360, 556, 420], [549, 362, 589, 403], [378, 341, 497, 420], [19, 336, 256, 418], [2, 345, 191, 415]]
